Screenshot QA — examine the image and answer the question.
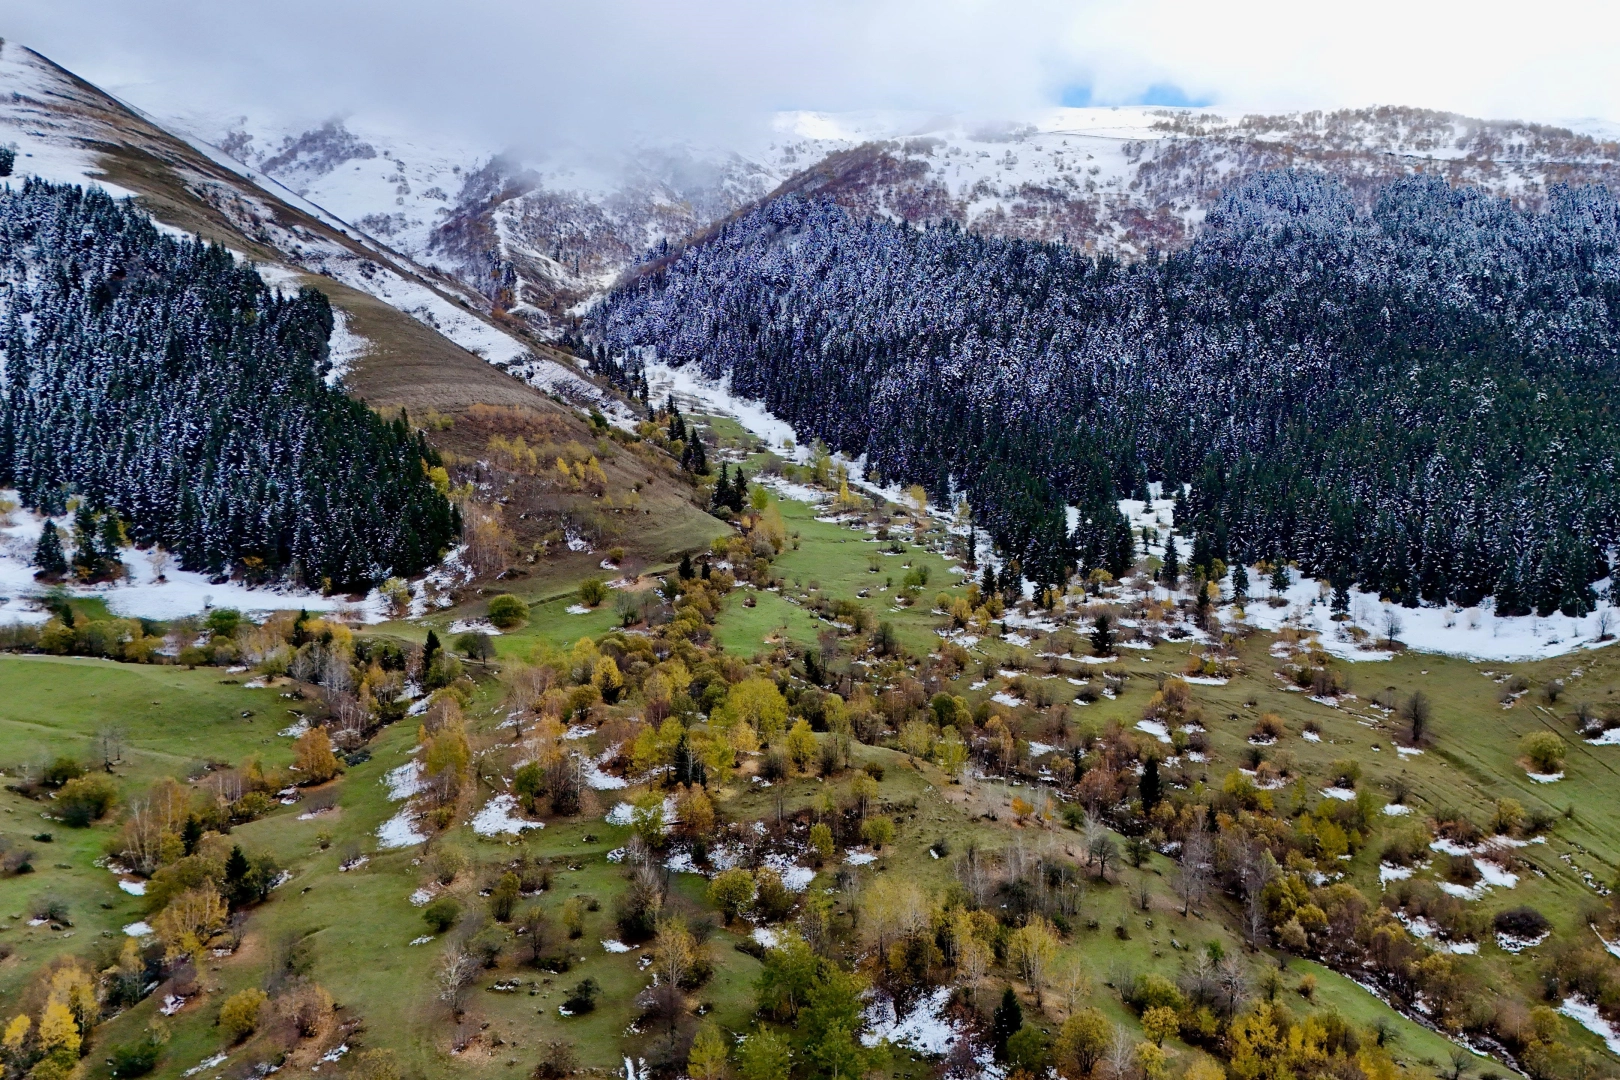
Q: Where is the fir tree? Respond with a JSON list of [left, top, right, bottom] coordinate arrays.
[[423, 628, 441, 670], [991, 987, 1023, 1060], [1161, 536, 1180, 585], [678, 552, 694, 580], [1090, 612, 1115, 657], [32, 521, 67, 578], [1140, 756, 1162, 810], [1231, 562, 1249, 603], [1270, 561, 1290, 596]]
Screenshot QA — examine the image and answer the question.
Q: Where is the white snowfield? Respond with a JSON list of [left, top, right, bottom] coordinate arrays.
[[0, 496, 387, 623]]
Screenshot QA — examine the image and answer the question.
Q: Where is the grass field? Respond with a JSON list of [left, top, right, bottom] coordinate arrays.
[[1, 482, 1617, 1079]]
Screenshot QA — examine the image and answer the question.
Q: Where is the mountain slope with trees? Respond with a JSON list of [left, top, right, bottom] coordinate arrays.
[[0, 179, 457, 588], [592, 172, 1620, 614]]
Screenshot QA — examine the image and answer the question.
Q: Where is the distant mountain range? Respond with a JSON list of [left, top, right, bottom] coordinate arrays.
[[168, 105, 1620, 338]]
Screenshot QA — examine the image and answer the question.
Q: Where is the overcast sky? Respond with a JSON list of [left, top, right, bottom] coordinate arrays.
[[6, 0, 1619, 152]]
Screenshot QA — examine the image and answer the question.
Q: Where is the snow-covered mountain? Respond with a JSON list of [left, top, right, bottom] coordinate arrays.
[[166, 104, 1620, 339]]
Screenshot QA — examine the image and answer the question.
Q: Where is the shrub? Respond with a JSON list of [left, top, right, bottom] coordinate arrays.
[[218, 988, 268, 1043], [860, 815, 895, 850], [487, 594, 529, 629], [40, 757, 84, 788], [490, 872, 521, 922], [57, 774, 118, 826], [108, 1028, 168, 1078], [708, 868, 755, 923], [579, 578, 608, 607], [561, 978, 599, 1015], [1494, 906, 1551, 939], [752, 868, 795, 923], [1520, 732, 1565, 774], [1328, 759, 1361, 787], [423, 896, 461, 934]]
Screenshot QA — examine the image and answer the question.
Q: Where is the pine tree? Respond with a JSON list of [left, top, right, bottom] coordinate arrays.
[[991, 987, 1023, 1060], [1140, 756, 1162, 810], [711, 464, 730, 513], [32, 522, 67, 578], [1090, 613, 1115, 657], [1270, 560, 1290, 596], [980, 562, 997, 600], [423, 629, 441, 671], [689, 433, 709, 475], [1161, 536, 1180, 585], [1231, 562, 1249, 603], [678, 553, 694, 580], [1331, 579, 1351, 617]]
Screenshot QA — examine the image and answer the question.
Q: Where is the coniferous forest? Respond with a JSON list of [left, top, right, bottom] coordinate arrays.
[[591, 171, 1620, 616], [0, 180, 457, 588]]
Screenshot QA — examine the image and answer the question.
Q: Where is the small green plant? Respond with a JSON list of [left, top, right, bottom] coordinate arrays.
[[422, 896, 461, 934]]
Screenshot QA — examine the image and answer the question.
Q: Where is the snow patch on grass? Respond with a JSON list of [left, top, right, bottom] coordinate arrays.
[[471, 793, 543, 836]]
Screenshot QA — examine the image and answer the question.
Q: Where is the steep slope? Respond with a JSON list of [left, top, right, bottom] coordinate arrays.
[[0, 43, 723, 591]]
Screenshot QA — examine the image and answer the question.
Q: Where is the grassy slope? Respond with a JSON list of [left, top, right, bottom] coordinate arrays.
[[4, 491, 1618, 1076]]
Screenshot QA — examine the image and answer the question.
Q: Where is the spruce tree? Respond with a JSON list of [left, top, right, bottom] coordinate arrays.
[[980, 562, 997, 600], [1140, 756, 1162, 810], [32, 522, 67, 578], [1161, 536, 1180, 585], [678, 553, 694, 580], [1270, 560, 1290, 596], [1231, 562, 1249, 603], [991, 988, 1023, 1060]]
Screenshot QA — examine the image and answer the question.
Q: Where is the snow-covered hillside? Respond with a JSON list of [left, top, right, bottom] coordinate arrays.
[[165, 103, 1620, 338]]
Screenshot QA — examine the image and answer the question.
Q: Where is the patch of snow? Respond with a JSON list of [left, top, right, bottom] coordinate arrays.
[[384, 761, 424, 801], [1560, 997, 1620, 1056], [1302, 731, 1322, 743], [605, 802, 636, 826], [377, 809, 427, 849], [471, 793, 543, 836], [990, 692, 1021, 707], [409, 888, 435, 906], [1431, 838, 1473, 857], [183, 1053, 229, 1077], [408, 935, 434, 945], [1473, 859, 1518, 888], [1586, 727, 1620, 746], [123, 921, 153, 937], [1527, 771, 1564, 783], [752, 927, 780, 949], [1497, 931, 1549, 953], [1438, 881, 1485, 900], [118, 879, 146, 896], [566, 604, 593, 615], [1379, 864, 1414, 887], [1182, 675, 1229, 686], [602, 939, 632, 953], [279, 718, 311, 739], [845, 850, 878, 866], [861, 986, 960, 1056], [1321, 787, 1357, 801], [447, 619, 502, 636], [1382, 803, 1411, 816], [1135, 720, 1172, 743]]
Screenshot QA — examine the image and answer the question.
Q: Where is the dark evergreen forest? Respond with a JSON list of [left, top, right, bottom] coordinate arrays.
[[0, 180, 457, 589], [590, 171, 1620, 617]]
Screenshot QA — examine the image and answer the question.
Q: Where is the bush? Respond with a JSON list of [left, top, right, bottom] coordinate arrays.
[[423, 896, 461, 934], [218, 988, 268, 1043], [40, 756, 84, 788], [1494, 905, 1551, 939], [487, 594, 529, 629], [1520, 731, 1565, 774], [579, 578, 608, 607], [860, 815, 895, 850], [708, 868, 755, 923], [57, 774, 118, 826], [561, 978, 600, 1015], [108, 1030, 167, 1078], [752, 868, 795, 923]]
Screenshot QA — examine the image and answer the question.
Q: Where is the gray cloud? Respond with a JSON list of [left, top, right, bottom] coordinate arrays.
[[5, 0, 1618, 156]]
